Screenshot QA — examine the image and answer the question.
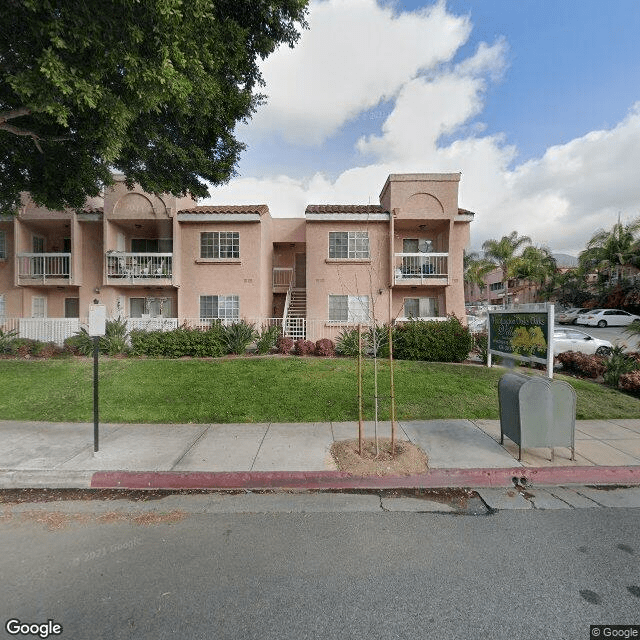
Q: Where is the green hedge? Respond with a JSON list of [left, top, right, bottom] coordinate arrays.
[[129, 326, 226, 358], [393, 316, 472, 362]]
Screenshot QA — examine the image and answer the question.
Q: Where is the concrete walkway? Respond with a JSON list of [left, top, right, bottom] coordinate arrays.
[[1, 418, 639, 489]]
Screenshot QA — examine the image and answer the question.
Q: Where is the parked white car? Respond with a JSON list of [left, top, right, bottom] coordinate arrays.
[[553, 328, 613, 356], [556, 307, 590, 325], [576, 308, 640, 328]]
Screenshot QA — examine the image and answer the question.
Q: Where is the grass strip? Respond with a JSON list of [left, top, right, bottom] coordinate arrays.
[[0, 357, 637, 423]]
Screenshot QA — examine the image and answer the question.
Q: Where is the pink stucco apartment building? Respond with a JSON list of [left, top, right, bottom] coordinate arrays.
[[0, 172, 474, 343]]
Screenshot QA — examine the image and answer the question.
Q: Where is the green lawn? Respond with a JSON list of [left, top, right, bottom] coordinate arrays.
[[0, 357, 638, 423]]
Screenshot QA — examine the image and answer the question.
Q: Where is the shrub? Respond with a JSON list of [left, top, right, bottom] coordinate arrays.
[[100, 317, 129, 356], [10, 338, 42, 357], [223, 321, 257, 355], [293, 339, 315, 356], [255, 324, 281, 355], [335, 327, 361, 357], [393, 316, 472, 362], [0, 327, 18, 354], [129, 326, 226, 358], [556, 351, 606, 378], [277, 336, 294, 355], [65, 318, 129, 356], [314, 338, 335, 357], [472, 331, 489, 364], [64, 328, 94, 356], [619, 370, 640, 393], [603, 345, 639, 388]]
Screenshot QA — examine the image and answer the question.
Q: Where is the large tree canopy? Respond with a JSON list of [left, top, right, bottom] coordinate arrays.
[[0, 0, 308, 213]]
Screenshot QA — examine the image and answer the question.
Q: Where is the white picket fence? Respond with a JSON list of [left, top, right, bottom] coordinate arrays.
[[0, 318, 83, 346]]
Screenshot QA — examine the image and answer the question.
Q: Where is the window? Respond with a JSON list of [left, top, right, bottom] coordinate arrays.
[[32, 235, 44, 253], [0, 231, 6, 259], [489, 282, 504, 291], [404, 297, 439, 319], [328, 295, 369, 323], [200, 232, 239, 259], [0, 295, 5, 316], [200, 295, 239, 320], [32, 296, 46, 318], [328, 231, 369, 259], [403, 238, 433, 253], [64, 298, 79, 318], [130, 297, 172, 318]]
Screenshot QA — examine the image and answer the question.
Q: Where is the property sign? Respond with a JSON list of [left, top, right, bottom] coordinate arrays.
[[88, 304, 106, 337], [487, 305, 555, 377]]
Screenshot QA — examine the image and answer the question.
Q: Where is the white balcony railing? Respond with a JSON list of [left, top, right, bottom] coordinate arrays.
[[273, 267, 294, 288], [394, 253, 448, 284], [17, 253, 71, 281], [106, 252, 173, 280]]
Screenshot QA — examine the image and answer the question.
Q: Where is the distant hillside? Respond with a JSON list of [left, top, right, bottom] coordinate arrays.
[[553, 253, 578, 267]]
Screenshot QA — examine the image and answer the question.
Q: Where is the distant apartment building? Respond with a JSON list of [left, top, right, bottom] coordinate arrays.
[[0, 173, 474, 343]]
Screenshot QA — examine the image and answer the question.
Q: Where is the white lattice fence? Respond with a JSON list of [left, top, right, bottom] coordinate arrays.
[[18, 318, 81, 346]]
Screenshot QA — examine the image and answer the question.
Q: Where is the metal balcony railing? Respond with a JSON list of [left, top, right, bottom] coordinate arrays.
[[273, 267, 294, 288], [394, 253, 448, 284], [106, 253, 173, 280], [17, 253, 71, 281]]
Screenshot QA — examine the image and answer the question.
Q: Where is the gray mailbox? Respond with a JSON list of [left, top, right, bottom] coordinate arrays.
[[498, 372, 576, 461]]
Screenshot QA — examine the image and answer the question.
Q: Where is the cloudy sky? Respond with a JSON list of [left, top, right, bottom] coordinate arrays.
[[201, 0, 640, 256]]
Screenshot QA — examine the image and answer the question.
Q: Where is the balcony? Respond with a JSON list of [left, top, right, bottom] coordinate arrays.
[[393, 253, 448, 286], [105, 252, 173, 285], [17, 253, 71, 285], [273, 267, 294, 290]]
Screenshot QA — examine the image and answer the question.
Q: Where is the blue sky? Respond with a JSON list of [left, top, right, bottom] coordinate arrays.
[[202, 0, 640, 255]]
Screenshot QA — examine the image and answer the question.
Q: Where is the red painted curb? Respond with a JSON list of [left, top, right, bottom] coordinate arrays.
[[90, 466, 640, 490]]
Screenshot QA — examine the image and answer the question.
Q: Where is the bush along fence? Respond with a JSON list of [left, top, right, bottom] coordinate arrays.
[[3, 316, 639, 395], [2, 315, 472, 363]]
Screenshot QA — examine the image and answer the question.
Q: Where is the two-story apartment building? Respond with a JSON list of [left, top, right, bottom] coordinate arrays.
[[0, 172, 474, 343]]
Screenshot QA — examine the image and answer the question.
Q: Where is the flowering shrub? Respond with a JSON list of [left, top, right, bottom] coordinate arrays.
[[619, 370, 640, 393], [556, 351, 606, 378], [277, 336, 294, 355], [314, 338, 335, 357], [293, 339, 315, 356]]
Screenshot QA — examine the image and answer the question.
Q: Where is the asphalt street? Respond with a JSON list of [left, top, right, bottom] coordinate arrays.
[[1, 493, 639, 640]]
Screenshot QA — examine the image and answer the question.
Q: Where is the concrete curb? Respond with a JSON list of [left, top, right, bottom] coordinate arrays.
[[89, 465, 640, 490]]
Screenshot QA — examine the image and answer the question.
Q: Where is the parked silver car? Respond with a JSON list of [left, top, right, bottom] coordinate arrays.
[[556, 307, 590, 324], [553, 328, 613, 356]]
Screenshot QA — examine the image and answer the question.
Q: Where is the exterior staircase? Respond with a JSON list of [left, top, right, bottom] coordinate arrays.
[[284, 288, 306, 339]]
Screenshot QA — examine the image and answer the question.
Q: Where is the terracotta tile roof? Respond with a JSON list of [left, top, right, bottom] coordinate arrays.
[[458, 207, 476, 216], [178, 204, 269, 215], [305, 204, 387, 214]]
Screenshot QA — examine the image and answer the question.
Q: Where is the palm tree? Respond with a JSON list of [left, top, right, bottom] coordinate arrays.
[[463, 251, 495, 302], [578, 217, 640, 285], [482, 231, 532, 307], [513, 246, 557, 302]]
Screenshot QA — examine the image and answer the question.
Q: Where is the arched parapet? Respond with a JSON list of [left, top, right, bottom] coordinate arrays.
[[111, 192, 169, 220], [399, 192, 445, 219]]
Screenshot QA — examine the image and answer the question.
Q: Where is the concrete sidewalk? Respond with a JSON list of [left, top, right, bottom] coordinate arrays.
[[1, 418, 639, 489]]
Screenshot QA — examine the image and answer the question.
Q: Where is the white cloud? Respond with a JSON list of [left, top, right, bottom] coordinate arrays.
[[203, 2, 640, 256], [246, 0, 471, 145]]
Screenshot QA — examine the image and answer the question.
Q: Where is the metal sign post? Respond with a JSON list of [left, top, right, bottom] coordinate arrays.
[[88, 304, 106, 453]]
